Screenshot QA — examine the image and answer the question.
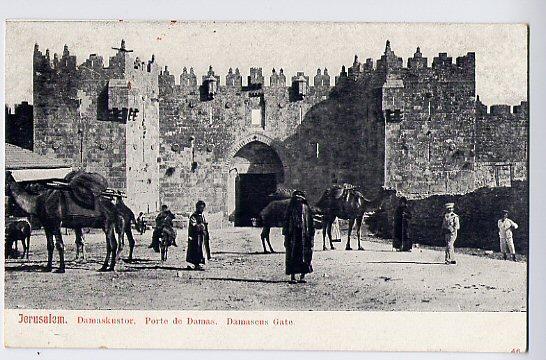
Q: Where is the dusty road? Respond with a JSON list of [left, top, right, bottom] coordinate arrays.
[[4, 227, 527, 311]]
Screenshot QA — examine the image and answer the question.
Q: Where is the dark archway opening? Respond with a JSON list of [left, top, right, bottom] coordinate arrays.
[[232, 141, 284, 226], [235, 174, 277, 226]]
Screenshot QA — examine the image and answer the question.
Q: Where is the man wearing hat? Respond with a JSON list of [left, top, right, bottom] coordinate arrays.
[[283, 190, 315, 284], [498, 210, 518, 261], [441, 202, 460, 265]]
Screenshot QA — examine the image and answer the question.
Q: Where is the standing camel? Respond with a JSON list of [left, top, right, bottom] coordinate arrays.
[[5, 219, 32, 259], [74, 197, 137, 262], [5, 171, 123, 272], [259, 189, 322, 254], [259, 198, 290, 253], [316, 185, 384, 251]]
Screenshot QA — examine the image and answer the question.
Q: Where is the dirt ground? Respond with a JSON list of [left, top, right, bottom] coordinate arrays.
[[4, 227, 527, 311]]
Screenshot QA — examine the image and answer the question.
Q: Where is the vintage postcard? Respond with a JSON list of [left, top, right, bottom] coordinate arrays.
[[3, 21, 528, 351]]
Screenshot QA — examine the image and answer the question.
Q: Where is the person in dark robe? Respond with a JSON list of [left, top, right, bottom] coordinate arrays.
[[393, 197, 412, 251], [150, 204, 177, 252], [161, 211, 177, 246], [186, 200, 208, 270], [283, 190, 315, 284]]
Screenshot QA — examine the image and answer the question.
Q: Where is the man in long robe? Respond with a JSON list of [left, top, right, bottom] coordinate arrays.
[[393, 197, 412, 251], [283, 190, 315, 284], [186, 200, 208, 270]]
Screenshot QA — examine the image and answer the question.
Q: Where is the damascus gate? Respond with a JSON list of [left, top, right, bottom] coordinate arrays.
[[32, 40, 528, 227]]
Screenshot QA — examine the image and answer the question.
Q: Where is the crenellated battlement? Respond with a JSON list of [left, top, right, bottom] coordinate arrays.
[[339, 40, 476, 82], [159, 65, 331, 90], [476, 96, 528, 117], [32, 39, 527, 215], [34, 40, 158, 84], [35, 39, 478, 99]]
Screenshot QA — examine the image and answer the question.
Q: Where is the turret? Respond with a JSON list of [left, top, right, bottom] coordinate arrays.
[[377, 40, 403, 72], [408, 46, 428, 69], [291, 72, 309, 99], [202, 66, 219, 100]]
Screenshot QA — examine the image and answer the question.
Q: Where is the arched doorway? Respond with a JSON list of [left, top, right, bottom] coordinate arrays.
[[229, 140, 284, 226]]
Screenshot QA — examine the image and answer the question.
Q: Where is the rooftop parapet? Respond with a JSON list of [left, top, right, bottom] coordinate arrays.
[[335, 65, 348, 85], [432, 53, 453, 68], [477, 96, 528, 117], [377, 40, 403, 71], [34, 43, 77, 73], [248, 67, 264, 87], [313, 68, 330, 87], [270, 68, 286, 87], [179, 67, 198, 88], [513, 101, 528, 115], [34, 40, 157, 80], [407, 47, 427, 69], [226, 67, 242, 88], [159, 66, 176, 88], [83, 53, 105, 71], [490, 104, 511, 116]]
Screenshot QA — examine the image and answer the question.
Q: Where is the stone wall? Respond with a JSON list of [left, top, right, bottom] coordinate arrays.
[[381, 48, 478, 197], [158, 66, 334, 219], [33, 42, 160, 213], [367, 181, 529, 254], [31, 40, 528, 231], [474, 99, 528, 188], [5, 102, 33, 151]]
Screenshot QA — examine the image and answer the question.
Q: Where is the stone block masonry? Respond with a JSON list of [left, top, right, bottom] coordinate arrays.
[[33, 40, 527, 229], [33, 41, 159, 213], [367, 181, 528, 254]]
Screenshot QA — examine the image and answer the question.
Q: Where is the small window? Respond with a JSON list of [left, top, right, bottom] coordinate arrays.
[[251, 109, 262, 126]]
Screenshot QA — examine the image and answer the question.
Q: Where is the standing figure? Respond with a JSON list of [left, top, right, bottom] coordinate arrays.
[[160, 211, 177, 261], [283, 191, 315, 284], [150, 205, 177, 252], [498, 210, 518, 261], [442, 202, 460, 265], [136, 212, 146, 234], [331, 217, 342, 243], [393, 197, 412, 251], [186, 200, 208, 270]]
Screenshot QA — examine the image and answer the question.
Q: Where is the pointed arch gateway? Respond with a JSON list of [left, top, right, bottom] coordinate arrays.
[[227, 133, 285, 226]]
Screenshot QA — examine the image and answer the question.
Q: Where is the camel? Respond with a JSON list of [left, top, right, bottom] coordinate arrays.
[[316, 185, 384, 251], [259, 198, 290, 253], [259, 188, 322, 253], [5, 219, 32, 259], [5, 171, 123, 273], [73, 197, 137, 262]]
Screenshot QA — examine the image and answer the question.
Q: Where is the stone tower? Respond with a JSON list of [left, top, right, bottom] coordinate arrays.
[[33, 40, 160, 213]]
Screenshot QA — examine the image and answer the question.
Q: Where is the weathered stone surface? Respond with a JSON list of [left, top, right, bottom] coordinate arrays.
[[367, 181, 528, 254], [33, 40, 528, 231], [33, 41, 159, 213]]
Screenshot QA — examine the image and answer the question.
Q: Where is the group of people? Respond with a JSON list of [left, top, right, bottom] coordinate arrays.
[[142, 191, 315, 283], [148, 202, 211, 270], [141, 191, 519, 283], [393, 198, 519, 264]]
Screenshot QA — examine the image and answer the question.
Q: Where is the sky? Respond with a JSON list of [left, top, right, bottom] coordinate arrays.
[[5, 21, 527, 107]]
